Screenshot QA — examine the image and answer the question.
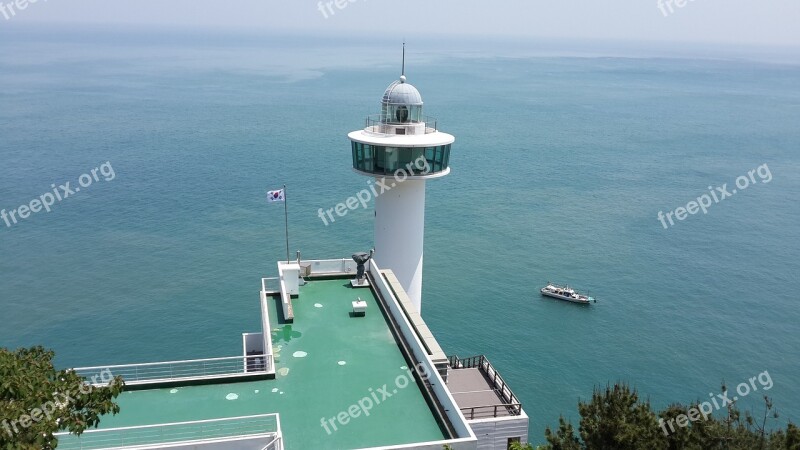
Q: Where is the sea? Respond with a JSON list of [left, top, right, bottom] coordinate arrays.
[[1, 25, 799, 444]]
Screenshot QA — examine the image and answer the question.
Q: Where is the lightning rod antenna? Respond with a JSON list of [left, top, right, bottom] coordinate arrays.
[[401, 42, 406, 79]]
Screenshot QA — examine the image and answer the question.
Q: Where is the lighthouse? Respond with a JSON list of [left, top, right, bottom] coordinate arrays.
[[348, 53, 454, 313]]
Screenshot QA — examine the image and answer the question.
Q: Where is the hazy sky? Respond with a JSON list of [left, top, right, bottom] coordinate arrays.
[[5, 0, 800, 47]]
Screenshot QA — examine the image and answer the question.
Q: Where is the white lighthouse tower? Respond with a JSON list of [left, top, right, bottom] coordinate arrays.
[[348, 53, 454, 313]]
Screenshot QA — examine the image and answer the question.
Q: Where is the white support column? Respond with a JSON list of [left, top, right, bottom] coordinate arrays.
[[373, 177, 426, 312]]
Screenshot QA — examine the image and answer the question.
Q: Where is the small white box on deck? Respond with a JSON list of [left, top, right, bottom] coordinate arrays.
[[352, 299, 367, 317]]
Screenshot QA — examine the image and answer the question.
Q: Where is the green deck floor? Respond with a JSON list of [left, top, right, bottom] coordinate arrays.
[[72, 279, 446, 450]]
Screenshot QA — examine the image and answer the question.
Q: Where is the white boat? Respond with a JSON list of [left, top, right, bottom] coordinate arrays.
[[540, 283, 596, 304]]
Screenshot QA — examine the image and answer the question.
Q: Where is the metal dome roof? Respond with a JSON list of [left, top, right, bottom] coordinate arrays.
[[382, 78, 423, 106]]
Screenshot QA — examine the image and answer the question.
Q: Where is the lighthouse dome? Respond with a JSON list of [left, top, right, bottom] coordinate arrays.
[[382, 79, 423, 106], [381, 77, 423, 124]]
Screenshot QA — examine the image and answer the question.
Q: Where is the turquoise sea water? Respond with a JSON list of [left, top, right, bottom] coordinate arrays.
[[1, 27, 799, 444]]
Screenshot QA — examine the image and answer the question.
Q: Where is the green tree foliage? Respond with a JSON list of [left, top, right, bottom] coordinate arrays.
[[540, 383, 796, 450], [0, 346, 125, 449], [544, 417, 582, 450], [785, 423, 800, 450], [579, 384, 664, 449]]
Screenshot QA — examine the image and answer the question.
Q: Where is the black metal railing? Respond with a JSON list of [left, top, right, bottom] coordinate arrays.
[[461, 403, 523, 420], [363, 114, 438, 135], [448, 354, 523, 418]]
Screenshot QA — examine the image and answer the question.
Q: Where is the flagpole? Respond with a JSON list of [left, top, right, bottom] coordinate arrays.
[[283, 184, 290, 263]]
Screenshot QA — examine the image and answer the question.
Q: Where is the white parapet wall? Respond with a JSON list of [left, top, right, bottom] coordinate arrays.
[[259, 290, 275, 371], [304, 258, 357, 276], [282, 263, 300, 295], [467, 414, 530, 450], [355, 438, 474, 450], [278, 276, 293, 321], [367, 259, 477, 449]]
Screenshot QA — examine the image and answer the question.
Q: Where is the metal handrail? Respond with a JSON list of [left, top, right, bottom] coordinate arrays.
[[461, 403, 523, 420], [77, 355, 249, 370], [55, 413, 280, 450], [260, 435, 282, 450], [74, 355, 268, 385], [363, 114, 439, 135]]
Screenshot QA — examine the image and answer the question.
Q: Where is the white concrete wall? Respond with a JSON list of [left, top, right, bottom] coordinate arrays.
[[259, 290, 274, 370], [356, 437, 475, 450], [278, 276, 292, 320], [282, 263, 300, 296], [368, 260, 476, 449], [373, 178, 426, 313], [306, 258, 357, 275], [468, 416, 530, 450]]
